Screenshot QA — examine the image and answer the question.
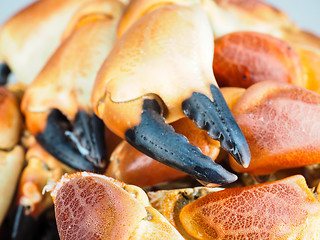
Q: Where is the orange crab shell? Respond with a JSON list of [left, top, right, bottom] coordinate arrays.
[[0, 0, 93, 85], [21, 0, 125, 134], [213, 31, 305, 88], [92, 4, 216, 138], [229, 81, 320, 175], [49, 172, 184, 240], [180, 175, 320, 239], [17, 143, 70, 218]]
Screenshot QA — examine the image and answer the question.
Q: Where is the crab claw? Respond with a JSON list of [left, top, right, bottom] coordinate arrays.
[[36, 109, 106, 172], [182, 84, 250, 168], [230, 81, 320, 176], [21, 0, 126, 172], [93, 4, 250, 185], [125, 99, 237, 185], [48, 172, 184, 240], [213, 31, 305, 88], [179, 175, 320, 239]]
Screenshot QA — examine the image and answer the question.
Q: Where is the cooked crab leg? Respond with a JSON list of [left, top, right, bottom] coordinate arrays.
[[0, 63, 10, 85], [21, 0, 125, 172], [93, 4, 250, 184]]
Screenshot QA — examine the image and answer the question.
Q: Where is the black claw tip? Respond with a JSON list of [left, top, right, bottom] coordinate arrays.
[[125, 99, 237, 185], [182, 84, 251, 168], [0, 63, 11, 86], [36, 109, 107, 173]]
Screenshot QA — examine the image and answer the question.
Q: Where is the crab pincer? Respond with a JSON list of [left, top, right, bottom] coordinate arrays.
[[21, 0, 125, 173], [92, 3, 250, 185]]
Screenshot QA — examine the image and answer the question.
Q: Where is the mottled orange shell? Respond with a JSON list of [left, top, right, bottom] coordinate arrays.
[[230, 81, 320, 175], [54, 174, 146, 240], [213, 31, 304, 88], [180, 175, 320, 239]]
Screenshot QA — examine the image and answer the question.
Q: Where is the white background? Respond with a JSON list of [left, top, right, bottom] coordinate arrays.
[[0, 0, 319, 35]]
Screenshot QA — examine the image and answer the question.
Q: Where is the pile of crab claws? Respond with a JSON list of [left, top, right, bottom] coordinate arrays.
[[47, 172, 185, 240]]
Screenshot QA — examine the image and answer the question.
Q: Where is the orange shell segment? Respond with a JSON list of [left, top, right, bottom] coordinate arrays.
[[180, 175, 320, 240], [53, 173, 146, 240], [213, 31, 304, 89], [230, 81, 320, 175]]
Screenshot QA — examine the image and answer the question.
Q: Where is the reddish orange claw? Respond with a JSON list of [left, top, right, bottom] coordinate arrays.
[[213, 31, 304, 88], [230, 81, 320, 175], [180, 175, 320, 239]]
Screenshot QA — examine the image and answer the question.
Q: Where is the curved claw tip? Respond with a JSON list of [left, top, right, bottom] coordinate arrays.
[[231, 144, 251, 168]]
